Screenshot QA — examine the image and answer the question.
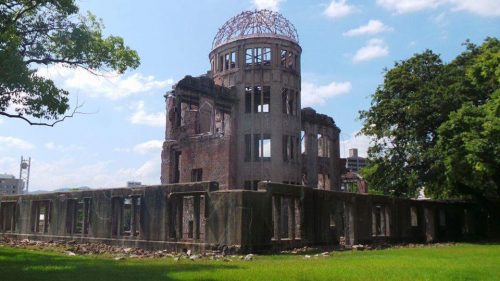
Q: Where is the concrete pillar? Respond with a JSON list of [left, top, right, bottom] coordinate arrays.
[[424, 207, 436, 242]]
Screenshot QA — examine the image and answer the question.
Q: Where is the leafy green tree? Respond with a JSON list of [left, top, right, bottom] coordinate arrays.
[[434, 90, 499, 199], [0, 0, 140, 126], [359, 38, 499, 198]]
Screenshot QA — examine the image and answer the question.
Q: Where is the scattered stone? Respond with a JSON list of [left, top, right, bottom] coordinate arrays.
[[186, 249, 192, 256], [243, 254, 254, 261], [123, 248, 132, 253], [352, 244, 365, 251], [174, 257, 180, 261], [304, 255, 311, 259], [189, 255, 199, 261], [114, 256, 125, 261], [66, 251, 76, 256]]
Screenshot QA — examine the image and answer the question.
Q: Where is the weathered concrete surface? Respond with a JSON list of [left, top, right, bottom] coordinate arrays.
[[2, 182, 498, 253]]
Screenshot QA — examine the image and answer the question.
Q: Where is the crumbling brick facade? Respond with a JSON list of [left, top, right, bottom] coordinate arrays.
[[161, 10, 341, 191]]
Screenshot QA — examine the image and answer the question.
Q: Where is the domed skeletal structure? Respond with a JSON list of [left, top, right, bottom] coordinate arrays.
[[212, 9, 299, 49]]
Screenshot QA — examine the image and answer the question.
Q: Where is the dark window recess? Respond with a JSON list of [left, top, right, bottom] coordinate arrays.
[[173, 150, 181, 183], [245, 87, 252, 113], [283, 135, 289, 162], [230, 52, 236, 68], [31, 201, 50, 233], [280, 49, 287, 67], [123, 198, 132, 235], [0, 202, 16, 232], [262, 86, 270, 113], [244, 180, 259, 190], [224, 53, 230, 70], [282, 88, 288, 114], [263, 47, 271, 65], [253, 86, 262, 113], [246, 48, 253, 66], [191, 168, 203, 182], [245, 134, 252, 162], [218, 55, 224, 71]]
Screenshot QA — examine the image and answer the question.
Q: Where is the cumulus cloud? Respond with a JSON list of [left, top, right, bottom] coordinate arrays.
[[301, 80, 352, 107], [252, 0, 283, 11], [340, 131, 372, 158], [377, 0, 500, 17], [37, 64, 174, 100], [324, 0, 358, 19], [343, 20, 393, 37], [129, 101, 164, 127], [133, 140, 163, 155], [0, 136, 35, 150], [352, 39, 389, 63]]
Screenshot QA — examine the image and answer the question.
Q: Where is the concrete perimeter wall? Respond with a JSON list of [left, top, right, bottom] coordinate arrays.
[[1, 182, 498, 253]]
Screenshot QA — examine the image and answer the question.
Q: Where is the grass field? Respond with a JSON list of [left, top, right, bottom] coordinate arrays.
[[0, 243, 499, 281]]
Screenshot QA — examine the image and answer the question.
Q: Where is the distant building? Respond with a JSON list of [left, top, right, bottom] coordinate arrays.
[[345, 148, 367, 172], [0, 174, 23, 195], [127, 181, 143, 188]]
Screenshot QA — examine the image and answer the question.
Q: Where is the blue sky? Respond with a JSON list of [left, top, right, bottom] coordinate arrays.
[[1, 0, 499, 191]]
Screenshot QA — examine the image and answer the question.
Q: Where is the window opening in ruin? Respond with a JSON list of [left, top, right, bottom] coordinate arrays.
[[301, 131, 306, 154], [224, 53, 230, 70], [330, 208, 336, 228], [282, 88, 288, 114], [287, 51, 294, 69], [280, 49, 287, 67], [439, 210, 446, 227], [244, 180, 259, 190], [191, 168, 203, 182], [281, 197, 290, 238], [283, 135, 289, 162], [253, 86, 262, 113], [410, 206, 418, 227], [295, 198, 301, 239], [218, 55, 223, 71], [262, 86, 270, 112], [173, 150, 181, 183], [182, 196, 195, 240], [0, 202, 16, 232], [261, 135, 271, 159], [254, 47, 262, 65], [372, 205, 389, 237], [230, 52, 236, 68], [262, 47, 271, 65], [210, 58, 214, 72], [289, 90, 295, 116], [245, 86, 252, 113], [31, 201, 50, 233], [246, 48, 253, 66], [123, 198, 132, 235], [245, 134, 252, 162], [67, 198, 91, 235], [254, 134, 271, 161]]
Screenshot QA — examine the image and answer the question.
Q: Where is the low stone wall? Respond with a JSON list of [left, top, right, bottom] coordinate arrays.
[[0, 182, 498, 253]]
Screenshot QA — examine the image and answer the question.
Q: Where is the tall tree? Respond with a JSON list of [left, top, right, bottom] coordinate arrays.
[[0, 0, 140, 126], [359, 38, 499, 198]]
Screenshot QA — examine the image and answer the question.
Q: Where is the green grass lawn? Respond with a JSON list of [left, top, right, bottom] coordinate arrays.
[[0, 243, 499, 281]]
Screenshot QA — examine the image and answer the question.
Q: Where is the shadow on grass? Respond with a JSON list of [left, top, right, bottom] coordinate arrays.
[[0, 248, 239, 281]]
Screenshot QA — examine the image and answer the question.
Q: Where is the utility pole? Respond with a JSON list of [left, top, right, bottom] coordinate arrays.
[[19, 156, 31, 194]]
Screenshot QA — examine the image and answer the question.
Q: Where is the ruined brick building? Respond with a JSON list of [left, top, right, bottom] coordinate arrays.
[[1, 10, 498, 253], [161, 10, 341, 191]]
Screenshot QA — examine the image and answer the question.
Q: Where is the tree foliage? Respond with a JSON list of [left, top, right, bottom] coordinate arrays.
[[359, 37, 499, 199], [0, 0, 140, 126]]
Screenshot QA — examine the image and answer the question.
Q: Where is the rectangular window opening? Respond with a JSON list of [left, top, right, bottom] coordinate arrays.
[[254, 47, 262, 65], [262, 47, 271, 65], [245, 48, 253, 66], [262, 86, 270, 113], [410, 207, 418, 227], [0, 202, 16, 232], [230, 52, 236, 68], [253, 86, 262, 113], [191, 168, 203, 182]]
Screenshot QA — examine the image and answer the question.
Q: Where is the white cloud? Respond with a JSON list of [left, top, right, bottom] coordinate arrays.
[[0, 136, 35, 150], [377, 0, 441, 13], [377, 0, 500, 16], [37, 64, 174, 100], [29, 157, 160, 190], [340, 131, 372, 158], [0, 118, 3, 125], [343, 20, 393, 37], [449, 0, 500, 17], [352, 39, 389, 63], [324, 0, 358, 19], [0, 157, 18, 176], [129, 101, 164, 127], [44, 142, 83, 152], [252, 0, 283, 11], [133, 140, 163, 155], [301, 80, 352, 107]]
